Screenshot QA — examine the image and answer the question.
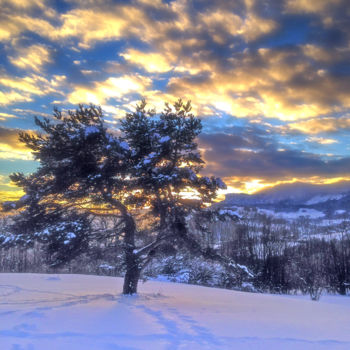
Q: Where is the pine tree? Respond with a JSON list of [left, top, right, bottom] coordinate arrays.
[[1, 100, 250, 294]]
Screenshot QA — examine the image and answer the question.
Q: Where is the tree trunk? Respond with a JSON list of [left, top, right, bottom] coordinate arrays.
[[338, 283, 346, 295], [123, 256, 141, 294], [122, 212, 140, 295]]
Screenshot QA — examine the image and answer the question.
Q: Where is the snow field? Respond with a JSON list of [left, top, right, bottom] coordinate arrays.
[[0, 273, 349, 350]]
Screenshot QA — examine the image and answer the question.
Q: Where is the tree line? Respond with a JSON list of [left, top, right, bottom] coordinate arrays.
[[1, 209, 349, 299]]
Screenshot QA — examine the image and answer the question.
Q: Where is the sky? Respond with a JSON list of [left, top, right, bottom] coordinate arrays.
[[0, 0, 350, 200]]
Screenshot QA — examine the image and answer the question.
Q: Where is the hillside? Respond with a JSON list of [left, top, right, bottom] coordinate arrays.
[[0, 273, 349, 350]]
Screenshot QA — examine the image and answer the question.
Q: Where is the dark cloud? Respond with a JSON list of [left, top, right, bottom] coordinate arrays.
[[199, 129, 350, 180]]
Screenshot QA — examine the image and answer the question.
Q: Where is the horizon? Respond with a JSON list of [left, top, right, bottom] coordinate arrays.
[[1, 0, 350, 201]]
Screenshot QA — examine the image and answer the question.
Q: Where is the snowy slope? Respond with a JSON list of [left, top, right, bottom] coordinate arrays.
[[0, 274, 350, 350]]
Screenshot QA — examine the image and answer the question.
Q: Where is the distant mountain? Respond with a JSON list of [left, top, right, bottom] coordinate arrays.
[[223, 181, 350, 205], [218, 181, 350, 218]]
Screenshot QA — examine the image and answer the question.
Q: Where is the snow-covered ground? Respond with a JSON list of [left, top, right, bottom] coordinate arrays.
[[0, 274, 349, 350]]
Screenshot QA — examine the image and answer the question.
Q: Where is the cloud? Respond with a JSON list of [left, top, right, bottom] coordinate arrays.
[[0, 1, 275, 51], [1, 0, 350, 196], [0, 74, 66, 105], [307, 136, 338, 144], [0, 189, 25, 201], [0, 14, 55, 42], [0, 127, 32, 160], [0, 112, 20, 120], [287, 116, 350, 134], [285, 0, 350, 47], [199, 9, 277, 43], [67, 74, 152, 105], [0, 91, 32, 105], [166, 45, 350, 121], [285, 0, 343, 14], [9, 44, 52, 72], [1, 0, 348, 121], [47, 2, 178, 48], [55, 8, 133, 47], [301, 44, 336, 62], [0, 0, 48, 10], [0, 0, 56, 41], [239, 14, 278, 41], [120, 49, 173, 73], [199, 128, 350, 182], [0, 75, 50, 95]]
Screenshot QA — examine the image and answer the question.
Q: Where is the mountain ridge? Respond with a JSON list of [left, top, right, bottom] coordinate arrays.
[[218, 181, 350, 218], [223, 181, 350, 205]]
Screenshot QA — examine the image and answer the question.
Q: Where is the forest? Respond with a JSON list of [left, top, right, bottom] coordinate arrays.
[[1, 208, 349, 300]]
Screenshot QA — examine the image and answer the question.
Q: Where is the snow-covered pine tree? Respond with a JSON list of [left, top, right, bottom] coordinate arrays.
[[121, 100, 246, 276], [1, 100, 249, 294]]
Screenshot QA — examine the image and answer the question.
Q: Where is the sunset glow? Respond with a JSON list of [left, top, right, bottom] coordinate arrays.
[[1, 0, 350, 200]]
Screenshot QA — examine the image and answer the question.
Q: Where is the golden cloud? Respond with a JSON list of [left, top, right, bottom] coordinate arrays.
[[285, 0, 342, 14], [288, 116, 350, 134], [67, 74, 152, 105], [0, 0, 348, 130], [0, 143, 33, 160], [0, 75, 49, 95], [0, 14, 55, 42], [0, 189, 25, 202], [0, 127, 32, 160], [0, 18, 22, 41], [121, 49, 173, 73], [0, 91, 32, 105], [9, 44, 52, 72], [0, 112, 19, 120], [165, 46, 350, 121], [0, 0, 276, 52], [199, 10, 242, 43], [0, 74, 66, 105], [56, 8, 131, 47], [51, 3, 179, 48], [0, 0, 57, 41]]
